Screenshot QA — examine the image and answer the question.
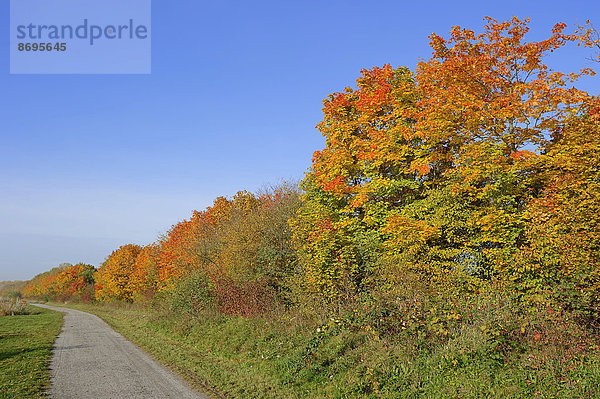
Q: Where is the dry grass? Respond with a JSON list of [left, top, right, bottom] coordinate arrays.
[[0, 297, 30, 316]]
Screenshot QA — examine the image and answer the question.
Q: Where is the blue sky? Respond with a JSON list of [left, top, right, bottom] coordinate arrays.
[[1, 0, 599, 281]]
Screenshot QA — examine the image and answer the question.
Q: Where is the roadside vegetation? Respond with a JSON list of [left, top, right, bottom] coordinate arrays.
[[0, 293, 29, 316], [61, 295, 600, 398], [8, 17, 600, 398], [0, 305, 63, 398]]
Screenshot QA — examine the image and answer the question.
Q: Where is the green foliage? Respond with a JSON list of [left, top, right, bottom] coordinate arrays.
[[0, 281, 26, 299], [3, 291, 22, 300], [167, 271, 213, 316], [217, 184, 301, 290]]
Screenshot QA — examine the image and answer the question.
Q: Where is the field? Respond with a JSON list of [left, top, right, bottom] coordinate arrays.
[[0, 305, 63, 398]]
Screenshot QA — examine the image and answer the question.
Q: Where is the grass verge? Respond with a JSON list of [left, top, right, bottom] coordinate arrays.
[[55, 302, 306, 398], [54, 301, 600, 399], [0, 305, 63, 398]]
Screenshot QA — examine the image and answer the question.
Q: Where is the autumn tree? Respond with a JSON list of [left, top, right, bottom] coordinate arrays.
[[95, 244, 142, 302], [291, 65, 421, 306], [158, 187, 300, 315], [22, 263, 95, 302], [156, 196, 234, 291], [516, 100, 600, 321], [212, 185, 301, 314], [23, 264, 70, 299], [292, 17, 596, 311], [129, 244, 161, 301], [576, 20, 600, 63], [392, 17, 593, 279], [52, 263, 95, 301]]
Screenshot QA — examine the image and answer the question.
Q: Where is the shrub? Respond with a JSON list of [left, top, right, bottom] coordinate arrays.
[[4, 290, 22, 300], [211, 276, 274, 317], [168, 271, 214, 316], [0, 298, 29, 316]]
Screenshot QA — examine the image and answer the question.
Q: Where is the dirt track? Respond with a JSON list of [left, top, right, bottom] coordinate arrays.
[[33, 304, 209, 399]]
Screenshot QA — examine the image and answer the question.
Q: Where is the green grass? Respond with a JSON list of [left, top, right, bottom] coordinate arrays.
[[56, 301, 600, 399], [59, 302, 304, 398], [0, 306, 63, 399]]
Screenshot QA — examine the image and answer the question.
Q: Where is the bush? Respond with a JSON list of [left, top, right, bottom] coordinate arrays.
[[212, 276, 274, 317], [168, 271, 214, 316], [0, 298, 29, 316], [4, 290, 22, 300]]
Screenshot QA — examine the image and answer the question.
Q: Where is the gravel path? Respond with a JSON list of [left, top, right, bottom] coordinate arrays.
[[33, 304, 209, 399]]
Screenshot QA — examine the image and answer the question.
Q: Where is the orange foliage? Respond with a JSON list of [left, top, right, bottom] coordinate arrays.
[[23, 263, 95, 301], [156, 197, 234, 291], [95, 244, 142, 302], [129, 244, 160, 300]]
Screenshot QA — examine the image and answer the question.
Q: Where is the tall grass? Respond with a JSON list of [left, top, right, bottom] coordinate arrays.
[[0, 297, 29, 316]]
